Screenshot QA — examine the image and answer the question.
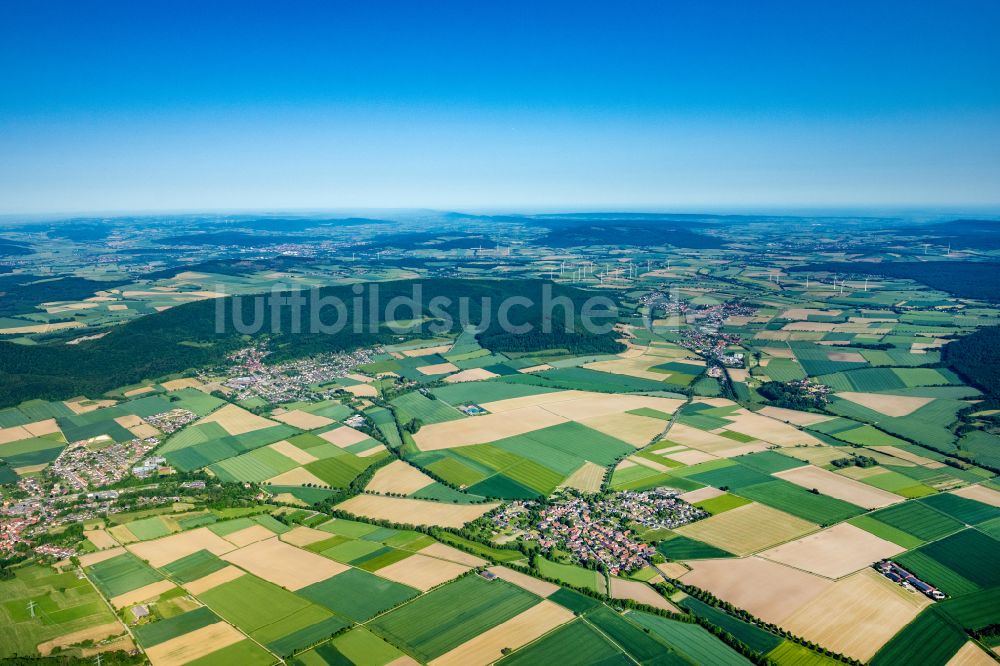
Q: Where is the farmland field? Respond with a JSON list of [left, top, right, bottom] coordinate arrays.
[[870, 607, 967, 666], [497, 618, 631, 666], [368, 575, 539, 662]]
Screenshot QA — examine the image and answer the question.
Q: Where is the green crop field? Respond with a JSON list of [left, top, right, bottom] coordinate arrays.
[[297, 568, 418, 621], [0, 565, 119, 658], [159, 549, 229, 583], [585, 607, 680, 664], [870, 607, 967, 666], [431, 381, 558, 405], [687, 464, 772, 490], [133, 606, 219, 647], [919, 493, 1000, 525], [937, 586, 1000, 632], [731, 451, 805, 474], [210, 445, 299, 483], [305, 452, 372, 487], [847, 515, 924, 549], [736, 480, 865, 524], [897, 529, 1000, 593], [866, 502, 964, 541], [627, 610, 751, 666], [369, 575, 540, 663], [390, 391, 466, 424], [87, 552, 163, 598], [657, 535, 734, 559], [536, 557, 604, 592], [679, 597, 783, 654], [768, 640, 845, 665], [316, 626, 407, 666], [694, 493, 752, 515], [124, 516, 173, 540], [186, 639, 276, 666], [197, 573, 316, 633], [498, 618, 631, 666]]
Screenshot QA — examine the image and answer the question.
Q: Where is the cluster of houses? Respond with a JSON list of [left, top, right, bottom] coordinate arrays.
[[51, 436, 161, 490], [220, 344, 380, 404], [495, 489, 707, 576]]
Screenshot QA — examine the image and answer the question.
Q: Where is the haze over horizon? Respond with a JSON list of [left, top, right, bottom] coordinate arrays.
[[2, 0, 999, 214]]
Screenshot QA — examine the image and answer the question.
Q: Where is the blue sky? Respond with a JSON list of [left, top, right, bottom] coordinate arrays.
[[1, 0, 998, 214]]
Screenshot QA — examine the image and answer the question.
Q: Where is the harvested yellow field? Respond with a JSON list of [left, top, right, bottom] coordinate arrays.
[[266, 466, 327, 486], [413, 406, 567, 451], [657, 562, 690, 579], [144, 622, 244, 666], [272, 409, 335, 429], [346, 372, 375, 383], [23, 418, 60, 436], [539, 393, 684, 421], [346, 383, 379, 397], [222, 524, 276, 548], [0, 320, 84, 334], [183, 566, 245, 595], [319, 425, 371, 447], [837, 392, 933, 417], [947, 642, 998, 666], [366, 460, 435, 495], [80, 634, 134, 658], [775, 465, 902, 509], [869, 445, 945, 468], [443, 367, 499, 383], [662, 449, 719, 465], [478, 390, 589, 413], [951, 484, 1000, 508], [783, 568, 931, 661], [37, 621, 125, 656], [374, 553, 469, 591], [335, 494, 498, 528], [723, 410, 824, 446], [518, 364, 553, 373], [558, 461, 605, 492], [759, 523, 905, 579], [783, 445, 856, 466], [416, 361, 460, 375], [757, 406, 834, 426], [110, 580, 177, 608], [430, 601, 574, 666], [782, 308, 842, 320], [107, 524, 138, 544], [782, 321, 838, 332], [79, 547, 126, 567], [84, 529, 119, 550], [280, 525, 334, 547], [123, 386, 155, 397], [197, 404, 279, 435], [761, 347, 796, 359], [159, 377, 204, 391], [675, 503, 817, 556], [65, 398, 117, 415], [584, 357, 671, 381], [683, 557, 832, 625], [664, 423, 752, 453], [611, 579, 678, 612], [486, 566, 559, 597], [577, 412, 664, 446], [402, 344, 452, 357], [221, 537, 347, 590], [418, 542, 487, 567], [0, 425, 34, 444], [268, 439, 318, 464], [679, 486, 725, 503], [128, 527, 236, 568]]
